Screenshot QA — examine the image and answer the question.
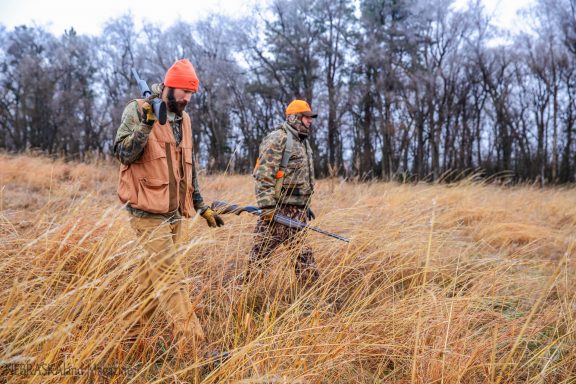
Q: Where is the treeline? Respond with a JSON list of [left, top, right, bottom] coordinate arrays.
[[1, 0, 575, 183]]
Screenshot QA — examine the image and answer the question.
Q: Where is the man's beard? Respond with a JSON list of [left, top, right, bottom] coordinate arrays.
[[166, 88, 188, 116]]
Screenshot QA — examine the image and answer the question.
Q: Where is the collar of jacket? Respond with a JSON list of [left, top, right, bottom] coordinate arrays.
[[282, 122, 303, 140], [167, 111, 182, 124], [284, 121, 308, 141]]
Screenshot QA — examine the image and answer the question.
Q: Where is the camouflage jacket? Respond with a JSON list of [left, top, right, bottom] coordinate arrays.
[[113, 98, 207, 221], [254, 122, 315, 208]]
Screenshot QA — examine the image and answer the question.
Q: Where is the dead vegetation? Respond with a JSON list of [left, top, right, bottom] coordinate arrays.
[[0, 153, 575, 383]]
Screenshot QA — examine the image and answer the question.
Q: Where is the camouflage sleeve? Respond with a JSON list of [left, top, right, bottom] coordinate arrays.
[[254, 130, 286, 208], [113, 101, 152, 165], [307, 139, 315, 188], [191, 156, 207, 211]]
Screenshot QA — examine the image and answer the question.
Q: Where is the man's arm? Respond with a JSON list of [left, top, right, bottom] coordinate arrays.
[[113, 101, 153, 165], [254, 130, 287, 208], [190, 155, 225, 227], [191, 156, 207, 212]]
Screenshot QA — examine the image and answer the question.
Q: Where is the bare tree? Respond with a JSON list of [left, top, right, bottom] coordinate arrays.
[[1, 0, 576, 183]]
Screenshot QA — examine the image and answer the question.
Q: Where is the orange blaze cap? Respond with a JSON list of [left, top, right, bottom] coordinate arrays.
[[285, 100, 317, 118]]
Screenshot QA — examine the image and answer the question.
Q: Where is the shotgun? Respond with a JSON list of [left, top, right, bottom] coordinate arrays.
[[211, 200, 350, 243]]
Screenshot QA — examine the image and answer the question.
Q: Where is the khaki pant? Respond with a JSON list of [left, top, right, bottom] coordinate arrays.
[[129, 216, 204, 341]]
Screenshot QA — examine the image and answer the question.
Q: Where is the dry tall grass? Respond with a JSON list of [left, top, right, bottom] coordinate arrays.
[[0, 153, 575, 383]]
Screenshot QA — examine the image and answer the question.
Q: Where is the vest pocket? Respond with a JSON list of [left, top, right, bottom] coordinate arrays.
[[137, 177, 169, 213], [136, 138, 166, 163], [118, 164, 136, 204]]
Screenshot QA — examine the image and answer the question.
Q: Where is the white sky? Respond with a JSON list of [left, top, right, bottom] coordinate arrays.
[[0, 0, 535, 37], [0, 0, 260, 36], [453, 0, 536, 31]]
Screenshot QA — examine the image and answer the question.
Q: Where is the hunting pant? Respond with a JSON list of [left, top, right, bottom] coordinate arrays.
[[128, 216, 204, 341], [248, 205, 319, 286]]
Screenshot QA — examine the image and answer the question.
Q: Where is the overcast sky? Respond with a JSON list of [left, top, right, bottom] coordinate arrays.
[[0, 0, 262, 36], [0, 0, 535, 37], [454, 0, 536, 30]]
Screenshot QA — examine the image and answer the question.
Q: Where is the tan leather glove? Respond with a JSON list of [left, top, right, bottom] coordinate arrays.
[[141, 100, 156, 126], [259, 207, 276, 222], [200, 207, 225, 228]]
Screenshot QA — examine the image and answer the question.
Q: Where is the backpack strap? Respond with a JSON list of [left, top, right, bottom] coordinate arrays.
[[278, 126, 294, 178], [274, 125, 294, 199]]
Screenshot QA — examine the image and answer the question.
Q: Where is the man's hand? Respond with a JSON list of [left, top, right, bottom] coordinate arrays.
[[306, 207, 315, 221], [200, 207, 225, 228], [141, 99, 156, 126], [259, 207, 276, 221]]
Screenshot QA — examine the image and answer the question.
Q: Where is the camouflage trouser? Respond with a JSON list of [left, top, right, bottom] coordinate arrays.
[[248, 205, 319, 285]]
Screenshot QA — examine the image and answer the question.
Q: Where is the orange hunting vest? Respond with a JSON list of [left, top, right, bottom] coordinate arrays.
[[117, 99, 194, 217]]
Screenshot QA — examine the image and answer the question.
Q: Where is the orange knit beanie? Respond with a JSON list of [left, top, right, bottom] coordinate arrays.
[[164, 59, 199, 92]]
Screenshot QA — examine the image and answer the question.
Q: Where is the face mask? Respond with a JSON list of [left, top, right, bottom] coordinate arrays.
[[287, 114, 310, 137]]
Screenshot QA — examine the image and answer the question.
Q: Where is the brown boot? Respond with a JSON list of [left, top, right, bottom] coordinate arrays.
[[172, 311, 205, 344], [189, 312, 206, 342]]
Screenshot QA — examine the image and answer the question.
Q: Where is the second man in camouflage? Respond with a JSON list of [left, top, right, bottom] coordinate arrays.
[[249, 99, 319, 286]]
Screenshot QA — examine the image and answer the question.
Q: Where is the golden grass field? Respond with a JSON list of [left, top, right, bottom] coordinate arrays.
[[0, 153, 575, 383]]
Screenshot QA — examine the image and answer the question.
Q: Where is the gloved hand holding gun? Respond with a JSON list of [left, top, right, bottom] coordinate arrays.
[[132, 68, 167, 125]]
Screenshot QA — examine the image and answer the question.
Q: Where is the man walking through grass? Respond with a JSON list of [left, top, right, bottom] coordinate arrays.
[[248, 99, 319, 287], [114, 59, 224, 345]]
